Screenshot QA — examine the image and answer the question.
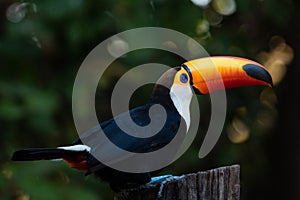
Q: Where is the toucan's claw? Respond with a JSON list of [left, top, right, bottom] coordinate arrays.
[[149, 174, 173, 184], [147, 175, 184, 198]]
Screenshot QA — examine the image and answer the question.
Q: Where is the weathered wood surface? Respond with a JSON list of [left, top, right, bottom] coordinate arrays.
[[115, 165, 240, 200]]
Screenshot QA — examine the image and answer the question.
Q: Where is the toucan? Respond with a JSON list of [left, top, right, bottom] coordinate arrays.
[[12, 56, 272, 191]]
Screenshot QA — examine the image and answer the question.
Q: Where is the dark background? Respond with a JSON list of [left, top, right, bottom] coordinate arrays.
[[0, 0, 299, 199]]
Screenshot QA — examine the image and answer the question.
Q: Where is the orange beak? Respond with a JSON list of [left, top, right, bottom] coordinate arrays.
[[182, 56, 273, 94]]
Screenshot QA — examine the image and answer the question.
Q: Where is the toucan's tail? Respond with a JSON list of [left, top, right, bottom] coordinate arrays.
[[12, 145, 91, 171]]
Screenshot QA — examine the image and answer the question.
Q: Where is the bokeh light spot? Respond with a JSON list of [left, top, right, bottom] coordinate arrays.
[[107, 37, 129, 58], [195, 19, 210, 35], [6, 3, 27, 23], [260, 88, 277, 108], [227, 117, 250, 144], [258, 35, 294, 85], [212, 0, 236, 16], [204, 8, 223, 26], [191, 0, 212, 8]]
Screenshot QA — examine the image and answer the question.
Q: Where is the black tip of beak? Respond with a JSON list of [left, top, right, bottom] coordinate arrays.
[[243, 64, 273, 87]]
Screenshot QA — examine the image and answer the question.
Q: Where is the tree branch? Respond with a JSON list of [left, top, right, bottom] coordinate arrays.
[[115, 165, 240, 200]]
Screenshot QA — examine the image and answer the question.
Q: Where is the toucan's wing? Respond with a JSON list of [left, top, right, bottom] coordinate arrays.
[[78, 103, 183, 174]]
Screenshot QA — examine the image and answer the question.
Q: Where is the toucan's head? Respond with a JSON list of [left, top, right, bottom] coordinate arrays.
[[152, 56, 273, 129]]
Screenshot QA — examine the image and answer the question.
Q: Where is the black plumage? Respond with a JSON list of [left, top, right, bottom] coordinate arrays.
[[13, 68, 185, 191]]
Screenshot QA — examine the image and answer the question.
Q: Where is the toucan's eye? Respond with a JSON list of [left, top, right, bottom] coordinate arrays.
[[180, 73, 188, 83]]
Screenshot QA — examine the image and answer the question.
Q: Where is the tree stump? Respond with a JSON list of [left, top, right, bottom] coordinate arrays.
[[115, 165, 240, 200]]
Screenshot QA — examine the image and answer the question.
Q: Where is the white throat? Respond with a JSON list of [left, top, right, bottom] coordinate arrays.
[[170, 84, 193, 132]]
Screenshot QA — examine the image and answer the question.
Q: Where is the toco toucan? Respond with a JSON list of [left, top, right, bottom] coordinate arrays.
[[12, 56, 272, 191]]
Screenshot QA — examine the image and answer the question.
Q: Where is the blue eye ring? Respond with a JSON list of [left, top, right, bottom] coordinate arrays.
[[180, 73, 188, 83]]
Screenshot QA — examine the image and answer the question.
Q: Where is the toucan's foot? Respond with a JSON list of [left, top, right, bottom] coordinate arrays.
[[147, 175, 184, 198], [149, 175, 173, 184]]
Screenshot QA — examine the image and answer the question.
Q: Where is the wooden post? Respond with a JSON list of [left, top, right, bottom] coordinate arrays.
[[115, 165, 240, 200]]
